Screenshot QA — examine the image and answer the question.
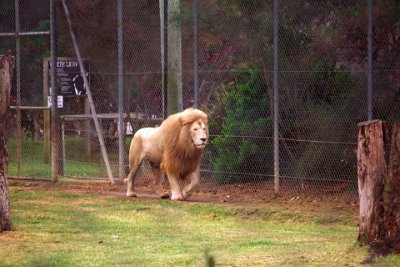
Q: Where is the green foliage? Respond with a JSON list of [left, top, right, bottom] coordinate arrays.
[[205, 83, 229, 136], [295, 63, 359, 180], [309, 62, 356, 105], [296, 137, 357, 183], [211, 67, 273, 183]]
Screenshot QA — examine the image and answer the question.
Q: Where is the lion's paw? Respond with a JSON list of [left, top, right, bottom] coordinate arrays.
[[126, 191, 137, 197], [182, 191, 192, 199], [171, 193, 184, 201]]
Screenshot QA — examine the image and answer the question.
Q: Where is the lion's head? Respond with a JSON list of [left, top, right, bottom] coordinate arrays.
[[188, 119, 208, 149], [179, 109, 209, 150]]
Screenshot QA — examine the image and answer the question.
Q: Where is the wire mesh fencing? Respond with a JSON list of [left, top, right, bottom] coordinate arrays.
[[0, 0, 51, 179], [1, 0, 400, 202]]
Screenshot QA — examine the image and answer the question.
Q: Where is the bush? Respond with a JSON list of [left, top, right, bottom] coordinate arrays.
[[294, 63, 360, 181], [211, 67, 273, 183]]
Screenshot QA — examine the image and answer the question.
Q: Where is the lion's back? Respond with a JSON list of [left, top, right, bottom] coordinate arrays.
[[131, 127, 163, 163]]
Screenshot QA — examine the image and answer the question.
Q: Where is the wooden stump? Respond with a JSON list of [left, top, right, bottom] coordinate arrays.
[[0, 112, 11, 232], [357, 120, 387, 245], [383, 121, 400, 252], [0, 55, 14, 232], [358, 120, 400, 255]]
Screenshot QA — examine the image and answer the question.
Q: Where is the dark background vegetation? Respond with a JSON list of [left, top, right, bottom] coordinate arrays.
[[0, 0, 399, 187]]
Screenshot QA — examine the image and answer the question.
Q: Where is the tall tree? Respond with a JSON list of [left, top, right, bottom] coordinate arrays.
[[0, 55, 14, 233]]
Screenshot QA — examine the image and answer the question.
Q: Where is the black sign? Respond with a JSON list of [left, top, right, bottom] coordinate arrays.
[[48, 59, 90, 96]]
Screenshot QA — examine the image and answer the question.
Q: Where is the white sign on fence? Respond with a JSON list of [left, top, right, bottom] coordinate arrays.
[[47, 95, 64, 108]]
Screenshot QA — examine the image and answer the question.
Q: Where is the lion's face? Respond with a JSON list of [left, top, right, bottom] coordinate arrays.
[[189, 119, 209, 149]]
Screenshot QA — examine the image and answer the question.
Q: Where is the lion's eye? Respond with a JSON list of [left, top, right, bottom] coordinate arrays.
[[194, 128, 198, 131]]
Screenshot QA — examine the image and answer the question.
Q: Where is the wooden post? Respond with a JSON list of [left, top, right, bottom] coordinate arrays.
[[84, 98, 91, 157], [357, 120, 387, 245], [383, 121, 400, 253], [0, 55, 14, 232], [61, 119, 66, 176]]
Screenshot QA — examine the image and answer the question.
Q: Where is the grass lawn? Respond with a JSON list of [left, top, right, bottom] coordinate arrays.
[[1, 182, 400, 266], [7, 138, 122, 178]]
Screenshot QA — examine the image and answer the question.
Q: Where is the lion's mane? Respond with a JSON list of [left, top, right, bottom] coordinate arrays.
[[160, 109, 208, 178]]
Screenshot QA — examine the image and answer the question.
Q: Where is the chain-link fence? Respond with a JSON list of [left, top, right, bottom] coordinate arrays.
[[1, 0, 399, 201]]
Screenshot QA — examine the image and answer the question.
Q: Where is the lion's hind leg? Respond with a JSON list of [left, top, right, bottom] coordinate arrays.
[[125, 177, 136, 197], [125, 161, 140, 197], [125, 148, 144, 198]]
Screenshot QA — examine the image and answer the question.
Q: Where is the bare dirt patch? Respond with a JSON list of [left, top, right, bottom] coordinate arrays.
[[9, 177, 359, 219]]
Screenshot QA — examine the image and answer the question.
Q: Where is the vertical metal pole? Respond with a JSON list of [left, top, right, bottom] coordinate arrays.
[[367, 0, 373, 121], [50, 0, 58, 182], [163, 0, 168, 118], [43, 60, 51, 164], [193, 0, 199, 109], [15, 0, 21, 178], [117, 0, 124, 181], [273, 0, 280, 194]]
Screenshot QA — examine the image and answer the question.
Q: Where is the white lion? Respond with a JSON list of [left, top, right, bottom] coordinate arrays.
[[124, 108, 209, 201]]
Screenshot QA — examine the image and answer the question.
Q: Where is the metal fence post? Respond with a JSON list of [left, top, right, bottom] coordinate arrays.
[[193, 0, 199, 109], [14, 0, 21, 178], [117, 0, 124, 181], [50, 0, 59, 182], [367, 0, 373, 121], [273, 0, 280, 194], [160, 0, 169, 119]]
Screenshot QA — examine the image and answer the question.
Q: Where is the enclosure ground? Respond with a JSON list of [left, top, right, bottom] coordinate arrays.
[[9, 178, 359, 219], [4, 179, 400, 266]]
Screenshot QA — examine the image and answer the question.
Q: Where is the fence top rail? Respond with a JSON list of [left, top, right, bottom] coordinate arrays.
[[60, 112, 163, 122], [10, 106, 49, 110], [0, 31, 50, 37]]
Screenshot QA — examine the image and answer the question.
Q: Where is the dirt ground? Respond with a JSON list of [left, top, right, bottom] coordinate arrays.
[[8, 177, 359, 218]]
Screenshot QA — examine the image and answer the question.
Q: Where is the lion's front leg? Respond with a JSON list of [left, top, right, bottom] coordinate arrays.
[[166, 172, 184, 201], [182, 168, 200, 199], [124, 177, 136, 197]]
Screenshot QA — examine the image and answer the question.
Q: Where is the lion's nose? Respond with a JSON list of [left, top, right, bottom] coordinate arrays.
[[200, 138, 207, 143]]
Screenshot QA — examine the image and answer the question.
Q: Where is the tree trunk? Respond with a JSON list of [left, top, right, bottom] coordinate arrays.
[[0, 55, 14, 232], [357, 120, 388, 245], [383, 121, 400, 252]]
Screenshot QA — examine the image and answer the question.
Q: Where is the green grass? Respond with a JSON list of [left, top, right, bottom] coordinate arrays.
[[7, 137, 123, 178], [2, 184, 399, 266]]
